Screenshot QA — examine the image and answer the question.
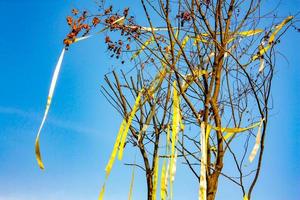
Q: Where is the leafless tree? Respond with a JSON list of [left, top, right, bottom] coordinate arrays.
[[62, 1, 299, 200]]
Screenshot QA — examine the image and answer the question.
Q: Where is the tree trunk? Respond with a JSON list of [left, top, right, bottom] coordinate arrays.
[[207, 176, 219, 200], [146, 170, 153, 200]]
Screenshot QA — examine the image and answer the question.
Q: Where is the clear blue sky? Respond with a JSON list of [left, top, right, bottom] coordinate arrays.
[[0, 0, 299, 200]]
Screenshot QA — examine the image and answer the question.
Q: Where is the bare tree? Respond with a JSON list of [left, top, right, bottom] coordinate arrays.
[[36, 1, 299, 200]]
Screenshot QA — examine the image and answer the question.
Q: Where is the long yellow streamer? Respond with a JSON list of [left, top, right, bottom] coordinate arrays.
[[98, 183, 106, 200], [106, 68, 167, 178], [170, 81, 179, 172], [170, 81, 180, 200], [193, 33, 210, 45], [238, 29, 264, 37], [170, 151, 177, 200], [147, 66, 168, 98], [252, 16, 293, 60], [105, 120, 126, 177], [161, 125, 170, 200], [74, 35, 91, 42], [210, 121, 261, 137], [167, 124, 170, 149], [165, 160, 171, 197], [226, 29, 263, 44], [101, 115, 133, 200], [35, 47, 66, 170], [249, 119, 264, 162], [203, 121, 261, 143], [139, 27, 177, 32], [175, 35, 190, 62], [258, 46, 266, 73], [131, 36, 155, 60], [193, 29, 263, 45], [181, 69, 208, 92], [269, 16, 293, 43], [35, 16, 127, 170], [140, 104, 156, 137], [199, 122, 208, 200], [160, 160, 167, 200], [128, 165, 135, 200], [118, 92, 142, 160], [152, 152, 159, 200], [172, 81, 180, 142]]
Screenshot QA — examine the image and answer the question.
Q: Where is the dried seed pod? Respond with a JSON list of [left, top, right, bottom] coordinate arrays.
[[92, 17, 100, 27]]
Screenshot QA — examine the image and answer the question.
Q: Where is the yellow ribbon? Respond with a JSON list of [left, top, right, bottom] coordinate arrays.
[[209, 121, 262, 140], [175, 35, 190, 62], [35, 16, 127, 171], [128, 163, 135, 200], [152, 152, 159, 200], [252, 16, 293, 60], [131, 36, 155, 60], [199, 122, 209, 200], [118, 92, 142, 160], [160, 159, 167, 200], [98, 183, 106, 200], [249, 119, 264, 162], [35, 48, 66, 170], [170, 81, 180, 191]]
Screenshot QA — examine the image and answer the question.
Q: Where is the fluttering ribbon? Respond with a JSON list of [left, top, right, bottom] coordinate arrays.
[[161, 124, 171, 200], [248, 119, 264, 162], [175, 35, 190, 62], [34, 15, 129, 199], [100, 94, 142, 200], [128, 160, 136, 200], [207, 119, 264, 163], [35, 16, 126, 170], [131, 36, 155, 60], [105, 91, 142, 177], [99, 90, 141, 200], [152, 151, 159, 200], [170, 150, 177, 200], [160, 159, 167, 200], [118, 92, 142, 160], [138, 104, 156, 141], [193, 29, 264, 45], [238, 30, 264, 37], [98, 183, 106, 200], [197, 120, 263, 199], [35, 47, 66, 169], [209, 120, 262, 140], [199, 122, 211, 200], [105, 120, 126, 177], [170, 81, 180, 200], [181, 69, 208, 93], [258, 41, 266, 73], [252, 16, 293, 61], [99, 62, 169, 199], [105, 65, 168, 175]]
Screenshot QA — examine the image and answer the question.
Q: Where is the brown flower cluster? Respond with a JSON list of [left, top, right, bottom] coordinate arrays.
[[176, 11, 192, 26], [63, 6, 145, 64], [100, 8, 144, 62], [63, 9, 92, 46]]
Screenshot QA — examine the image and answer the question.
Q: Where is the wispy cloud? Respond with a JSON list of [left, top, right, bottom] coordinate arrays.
[[0, 106, 101, 135]]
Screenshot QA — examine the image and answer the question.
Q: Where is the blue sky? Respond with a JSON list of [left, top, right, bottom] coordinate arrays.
[[0, 0, 299, 200]]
